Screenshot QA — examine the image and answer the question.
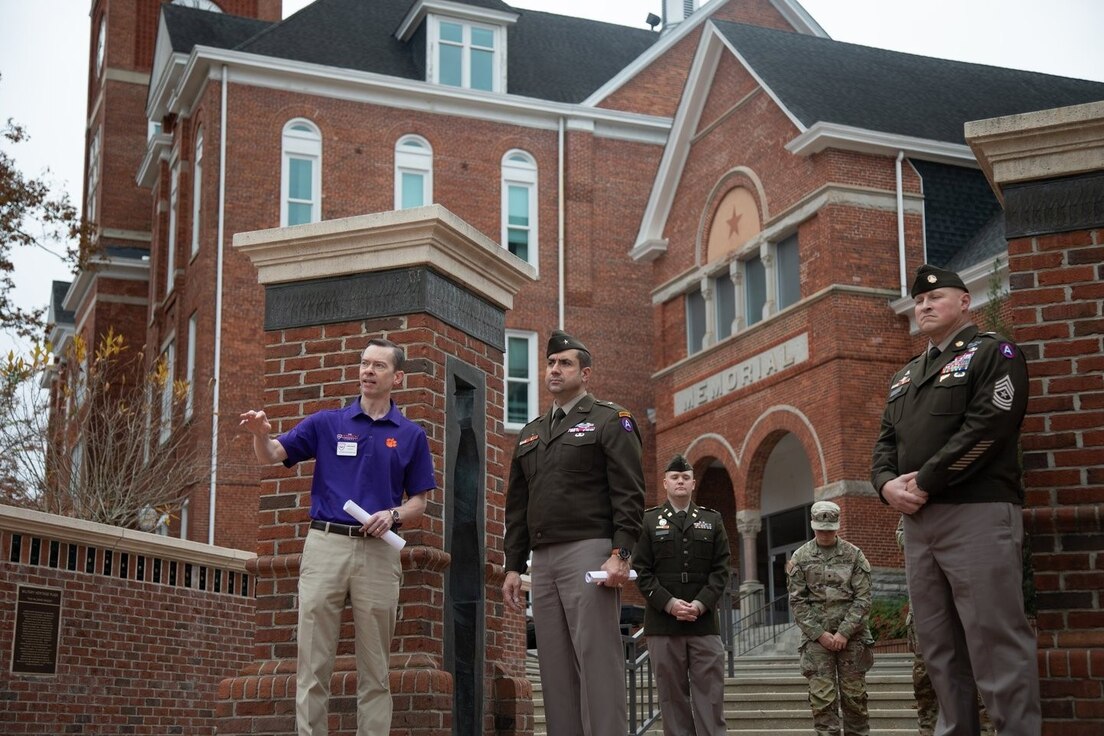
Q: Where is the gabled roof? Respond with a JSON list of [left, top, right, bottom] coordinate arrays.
[[161, 3, 274, 52], [633, 18, 1104, 261], [713, 20, 1104, 146], [909, 160, 1001, 268], [230, 0, 657, 103]]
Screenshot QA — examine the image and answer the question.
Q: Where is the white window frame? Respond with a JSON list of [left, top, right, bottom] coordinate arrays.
[[166, 161, 179, 296], [159, 337, 175, 445], [394, 135, 433, 210], [95, 16, 106, 77], [427, 15, 504, 92], [185, 313, 197, 421], [86, 129, 100, 224], [280, 118, 322, 226], [190, 127, 203, 258], [501, 150, 538, 270], [504, 330, 538, 431]]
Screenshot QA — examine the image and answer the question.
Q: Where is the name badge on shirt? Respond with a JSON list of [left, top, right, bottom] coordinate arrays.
[[337, 441, 358, 457]]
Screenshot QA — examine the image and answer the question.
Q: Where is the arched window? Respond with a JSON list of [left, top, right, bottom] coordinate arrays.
[[500, 150, 537, 267], [281, 119, 322, 226], [190, 127, 203, 257], [394, 135, 433, 210]]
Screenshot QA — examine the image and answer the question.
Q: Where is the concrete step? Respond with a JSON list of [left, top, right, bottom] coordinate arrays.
[[527, 651, 923, 736]]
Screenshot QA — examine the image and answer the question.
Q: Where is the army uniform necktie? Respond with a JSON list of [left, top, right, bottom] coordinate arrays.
[[551, 407, 566, 431]]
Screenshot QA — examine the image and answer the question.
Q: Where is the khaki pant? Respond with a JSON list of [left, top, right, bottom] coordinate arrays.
[[296, 528, 402, 736], [647, 634, 727, 736], [531, 539, 627, 736]]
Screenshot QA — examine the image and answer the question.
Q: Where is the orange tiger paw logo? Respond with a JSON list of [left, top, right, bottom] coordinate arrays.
[[386, 437, 398, 448]]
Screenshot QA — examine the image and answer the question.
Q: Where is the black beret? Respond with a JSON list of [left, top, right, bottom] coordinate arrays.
[[665, 454, 692, 473], [546, 329, 589, 357], [911, 264, 968, 298]]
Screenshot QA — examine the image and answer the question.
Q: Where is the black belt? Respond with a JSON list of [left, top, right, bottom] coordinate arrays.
[[658, 572, 708, 584], [310, 520, 369, 537]]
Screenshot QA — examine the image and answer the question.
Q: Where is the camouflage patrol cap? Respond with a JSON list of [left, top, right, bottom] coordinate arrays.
[[665, 454, 692, 473], [810, 501, 841, 531], [911, 264, 968, 298], [546, 329, 589, 357]]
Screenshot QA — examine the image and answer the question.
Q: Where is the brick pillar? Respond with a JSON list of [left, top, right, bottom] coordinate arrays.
[[968, 101, 1104, 735], [217, 206, 535, 735]]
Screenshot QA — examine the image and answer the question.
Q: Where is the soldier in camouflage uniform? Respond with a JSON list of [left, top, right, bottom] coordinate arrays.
[[895, 518, 995, 736], [787, 501, 873, 736]]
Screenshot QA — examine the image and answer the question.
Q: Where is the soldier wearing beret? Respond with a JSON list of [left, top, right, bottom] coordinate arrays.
[[632, 454, 731, 736], [787, 501, 873, 736], [503, 329, 645, 736], [871, 264, 1039, 736]]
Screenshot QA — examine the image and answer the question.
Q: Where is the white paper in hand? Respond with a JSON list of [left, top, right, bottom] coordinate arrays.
[[342, 500, 406, 550], [584, 570, 638, 584]]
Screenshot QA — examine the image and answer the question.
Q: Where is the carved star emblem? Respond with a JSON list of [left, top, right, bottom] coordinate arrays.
[[726, 207, 742, 239]]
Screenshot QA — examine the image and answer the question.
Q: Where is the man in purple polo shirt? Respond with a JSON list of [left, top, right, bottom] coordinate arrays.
[[240, 337, 436, 736]]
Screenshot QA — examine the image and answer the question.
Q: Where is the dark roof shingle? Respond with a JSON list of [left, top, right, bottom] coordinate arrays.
[[713, 20, 1104, 144], [161, 3, 274, 53]]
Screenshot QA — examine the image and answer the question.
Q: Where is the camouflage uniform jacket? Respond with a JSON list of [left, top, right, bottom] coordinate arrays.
[[787, 538, 873, 646]]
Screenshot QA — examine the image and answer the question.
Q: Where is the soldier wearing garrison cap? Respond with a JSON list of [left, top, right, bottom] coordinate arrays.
[[787, 501, 873, 736], [503, 328, 645, 736], [871, 263, 1038, 735], [633, 454, 731, 736]]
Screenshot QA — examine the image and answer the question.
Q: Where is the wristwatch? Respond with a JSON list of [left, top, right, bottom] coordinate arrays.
[[614, 546, 631, 560], [390, 508, 402, 530]]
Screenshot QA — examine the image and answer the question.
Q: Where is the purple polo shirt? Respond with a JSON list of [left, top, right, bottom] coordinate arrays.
[[277, 399, 436, 524]]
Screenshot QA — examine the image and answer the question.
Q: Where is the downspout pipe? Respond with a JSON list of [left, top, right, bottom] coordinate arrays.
[[558, 117, 565, 328], [208, 65, 228, 546], [896, 150, 907, 298]]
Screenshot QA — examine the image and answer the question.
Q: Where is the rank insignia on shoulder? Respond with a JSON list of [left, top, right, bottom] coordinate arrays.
[[520, 434, 539, 446]]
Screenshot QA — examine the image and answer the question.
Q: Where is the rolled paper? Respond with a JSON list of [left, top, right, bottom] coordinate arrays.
[[584, 570, 639, 584], [342, 499, 406, 550]]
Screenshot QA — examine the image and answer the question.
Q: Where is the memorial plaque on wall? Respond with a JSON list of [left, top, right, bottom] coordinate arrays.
[[11, 585, 62, 675]]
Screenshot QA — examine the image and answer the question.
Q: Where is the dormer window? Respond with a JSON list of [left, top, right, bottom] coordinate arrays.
[[395, 1, 518, 94], [430, 16, 502, 92]]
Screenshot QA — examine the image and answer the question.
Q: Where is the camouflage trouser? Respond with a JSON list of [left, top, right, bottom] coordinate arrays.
[[800, 639, 873, 736], [907, 609, 995, 736]]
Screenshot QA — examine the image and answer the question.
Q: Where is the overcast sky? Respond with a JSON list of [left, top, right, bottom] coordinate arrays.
[[2, 0, 1103, 356]]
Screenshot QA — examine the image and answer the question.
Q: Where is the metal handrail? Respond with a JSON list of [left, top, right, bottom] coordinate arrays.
[[621, 583, 796, 734], [624, 626, 660, 736], [722, 590, 795, 669]]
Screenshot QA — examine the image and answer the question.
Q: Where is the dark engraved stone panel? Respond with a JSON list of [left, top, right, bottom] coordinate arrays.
[[264, 267, 506, 351], [1004, 171, 1104, 238]]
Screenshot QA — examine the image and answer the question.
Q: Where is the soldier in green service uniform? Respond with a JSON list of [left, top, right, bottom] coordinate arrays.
[[873, 263, 1038, 736], [503, 329, 645, 736], [786, 501, 873, 736], [633, 454, 731, 736]]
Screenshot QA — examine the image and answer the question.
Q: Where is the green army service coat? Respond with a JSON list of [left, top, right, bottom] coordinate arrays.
[[871, 325, 1028, 505], [504, 393, 645, 574], [633, 501, 731, 637]]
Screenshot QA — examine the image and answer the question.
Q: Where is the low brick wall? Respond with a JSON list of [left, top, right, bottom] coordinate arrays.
[[0, 505, 256, 735]]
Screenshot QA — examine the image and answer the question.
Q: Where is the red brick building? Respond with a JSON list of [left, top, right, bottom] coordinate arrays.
[[56, 0, 1102, 621]]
